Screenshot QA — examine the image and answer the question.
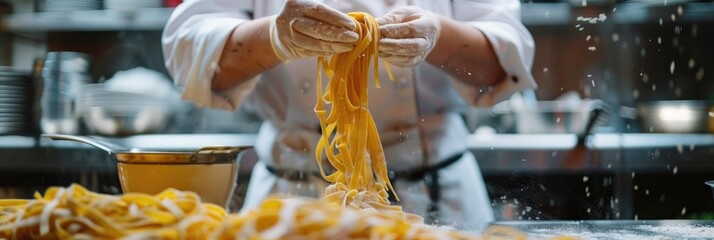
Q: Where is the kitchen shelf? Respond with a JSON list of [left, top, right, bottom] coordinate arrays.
[[521, 2, 714, 26], [2, 3, 713, 33], [0, 7, 174, 32], [0, 4, 571, 32], [0, 133, 711, 172]]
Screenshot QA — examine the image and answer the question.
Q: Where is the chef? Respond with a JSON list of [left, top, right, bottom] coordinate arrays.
[[162, 0, 535, 232]]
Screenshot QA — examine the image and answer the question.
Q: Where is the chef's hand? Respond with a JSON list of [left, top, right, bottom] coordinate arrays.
[[270, 0, 359, 61], [376, 6, 441, 67]]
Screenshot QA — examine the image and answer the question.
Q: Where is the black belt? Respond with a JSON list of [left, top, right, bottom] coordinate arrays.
[[265, 165, 323, 182], [265, 152, 466, 223], [387, 152, 464, 181], [387, 152, 465, 223], [265, 152, 464, 183]]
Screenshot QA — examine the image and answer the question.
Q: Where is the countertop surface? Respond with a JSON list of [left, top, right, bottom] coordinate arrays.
[[0, 133, 711, 172], [0, 133, 711, 150], [489, 220, 714, 239]]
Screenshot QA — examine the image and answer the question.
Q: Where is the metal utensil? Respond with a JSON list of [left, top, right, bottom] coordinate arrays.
[[635, 100, 711, 133], [490, 99, 608, 135], [40, 52, 92, 135], [42, 134, 251, 164], [43, 134, 253, 209]]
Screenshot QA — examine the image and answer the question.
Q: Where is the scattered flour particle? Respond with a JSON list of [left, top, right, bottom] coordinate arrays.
[[695, 68, 705, 81]]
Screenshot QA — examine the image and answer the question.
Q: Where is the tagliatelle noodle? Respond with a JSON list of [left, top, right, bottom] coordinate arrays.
[[313, 11, 422, 222], [0, 184, 226, 239]]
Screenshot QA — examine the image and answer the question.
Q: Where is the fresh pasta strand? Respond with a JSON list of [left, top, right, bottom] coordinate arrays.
[[314, 11, 411, 220]]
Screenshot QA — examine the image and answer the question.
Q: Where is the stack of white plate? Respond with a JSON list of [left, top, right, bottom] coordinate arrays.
[[0, 70, 35, 135], [45, 0, 102, 12], [104, 0, 163, 10]]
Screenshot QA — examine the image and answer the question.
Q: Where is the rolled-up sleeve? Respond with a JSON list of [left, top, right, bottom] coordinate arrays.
[[451, 0, 536, 107], [162, 0, 257, 110]]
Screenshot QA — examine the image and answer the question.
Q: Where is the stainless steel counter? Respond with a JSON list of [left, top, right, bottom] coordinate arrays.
[[490, 220, 714, 239], [0, 133, 711, 171], [467, 133, 714, 150], [0, 133, 711, 220], [0, 132, 707, 150]]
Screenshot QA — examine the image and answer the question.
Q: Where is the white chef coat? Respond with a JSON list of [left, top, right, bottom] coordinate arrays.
[[163, 0, 535, 232]]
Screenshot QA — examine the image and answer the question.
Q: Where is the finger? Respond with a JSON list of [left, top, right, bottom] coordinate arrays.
[[295, 48, 339, 58], [375, 8, 410, 25], [376, 13, 401, 26], [291, 31, 354, 53], [380, 23, 420, 39], [292, 17, 359, 43], [379, 52, 422, 67], [378, 38, 429, 56], [289, 47, 345, 58], [302, 2, 356, 30]]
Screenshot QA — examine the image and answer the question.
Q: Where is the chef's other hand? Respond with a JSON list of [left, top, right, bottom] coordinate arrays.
[[376, 6, 441, 67], [270, 0, 359, 61]]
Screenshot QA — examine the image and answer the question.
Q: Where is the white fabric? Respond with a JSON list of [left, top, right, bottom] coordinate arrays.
[[163, 0, 535, 232]]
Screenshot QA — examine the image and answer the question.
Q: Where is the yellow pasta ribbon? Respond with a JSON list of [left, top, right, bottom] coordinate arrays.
[[314, 12, 406, 220]]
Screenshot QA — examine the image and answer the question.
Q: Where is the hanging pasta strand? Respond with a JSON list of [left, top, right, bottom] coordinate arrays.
[[314, 12, 410, 219]]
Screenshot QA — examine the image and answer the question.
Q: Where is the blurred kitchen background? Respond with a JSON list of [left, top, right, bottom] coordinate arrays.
[[0, 0, 713, 221]]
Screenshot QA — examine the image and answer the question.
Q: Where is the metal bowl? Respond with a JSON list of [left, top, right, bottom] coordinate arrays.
[[43, 134, 253, 209], [82, 106, 171, 136], [487, 99, 607, 135], [636, 100, 711, 133]]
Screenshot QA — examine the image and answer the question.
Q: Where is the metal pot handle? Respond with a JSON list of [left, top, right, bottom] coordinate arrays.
[[576, 100, 609, 146], [194, 146, 250, 154], [189, 146, 253, 163], [42, 134, 129, 153]]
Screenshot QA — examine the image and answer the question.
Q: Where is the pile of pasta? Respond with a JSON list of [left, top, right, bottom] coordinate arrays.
[[314, 11, 415, 221], [0, 184, 543, 239], [214, 198, 533, 240], [0, 184, 225, 239]]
